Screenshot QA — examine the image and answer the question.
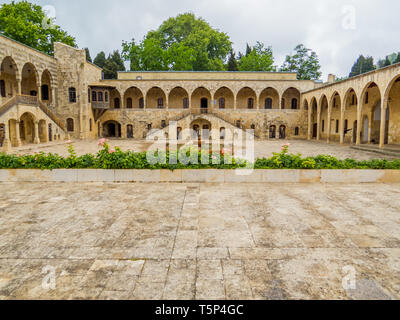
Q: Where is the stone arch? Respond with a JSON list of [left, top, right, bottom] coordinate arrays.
[[123, 86, 144, 109], [282, 87, 300, 110], [110, 88, 121, 109], [381, 74, 400, 144], [319, 95, 329, 138], [214, 86, 234, 109], [303, 99, 309, 111], [310, 97, 318, 138], [169, 86, 189, 109], [0, 56, 18, 99], [237, 87, 256, 109], [260, 87, 279, 109], [360, 82, 382, 144], [342, 87, 358, 144], [41, 69, 52, 103], [191, 87, 212, 112], [190, 118, 212, 140], [146, 86, 167, 109], [19, 112, 36, 144], [103, 120, 122, 138], [21, 62, 39, 96]]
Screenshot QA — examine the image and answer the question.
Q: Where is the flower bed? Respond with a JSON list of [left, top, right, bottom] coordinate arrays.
[[1, 140, 400, 170]]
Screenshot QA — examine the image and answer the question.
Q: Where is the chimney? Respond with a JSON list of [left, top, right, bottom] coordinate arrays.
[[327, 74, 336, 83]]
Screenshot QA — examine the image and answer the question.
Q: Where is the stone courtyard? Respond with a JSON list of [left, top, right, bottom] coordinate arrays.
[[11, 139, 396, 160], [0, 182, 400, 300]]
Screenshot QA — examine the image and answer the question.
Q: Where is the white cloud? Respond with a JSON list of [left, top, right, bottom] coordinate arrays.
[[4, 0, 400, 80]]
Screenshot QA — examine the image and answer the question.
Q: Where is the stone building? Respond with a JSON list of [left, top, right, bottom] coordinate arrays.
[[1, 33, 400, 151]]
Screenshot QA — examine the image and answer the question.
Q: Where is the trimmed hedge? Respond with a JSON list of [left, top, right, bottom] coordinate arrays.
[[1, 143, 400, 170]]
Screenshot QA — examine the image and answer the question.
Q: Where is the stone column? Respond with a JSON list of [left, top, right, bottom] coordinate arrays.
[[15, 121, 22, 147], [340, 109, 345, 145], [256, 95, 260, 110], [307, 110, 312, 140], [1, 122, 12, 152], [51, 87, 56, 107], [165, 94, 169, 110], [356, 103, 362, 145], [17, 79, 21, 95], [327, 110, 332, 143], [316, 107, 321, 141], [38, 82, 42, 101], [379, 101, 387, 149], [34, 121, 40, 144], [234, 95, 237, 110]]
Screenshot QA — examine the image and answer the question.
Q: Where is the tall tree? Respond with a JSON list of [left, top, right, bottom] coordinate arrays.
[[84, 48, 92, 63], [93, 51, 106, 68], [122, 13, 232, 71], [0, 0, 76, 55], [394, 53, 400, 64], [103, 50, 125, 79], [245, 43, 252, 57], [238, 42, 275, 72], [227, 50, 238, 71], [280, 44, 322, 80], [349, 55, 375, 77]]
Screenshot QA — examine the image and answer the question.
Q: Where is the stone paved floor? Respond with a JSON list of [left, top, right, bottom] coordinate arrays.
[[0, 182, 400, 300], [12, 139, 396, 160]]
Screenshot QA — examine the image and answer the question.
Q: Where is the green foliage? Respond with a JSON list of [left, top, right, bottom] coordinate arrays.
[[349, 55, 375, 77], [280, 44, 322, 80], [93, 51, 106, 68], [102, 50, 126, 79], [227, 50, 239, 71], [0, 0, 76, 55], [1, 142, 400, 170], [121, 13, 232, 71], [238, 42, 276, 72]]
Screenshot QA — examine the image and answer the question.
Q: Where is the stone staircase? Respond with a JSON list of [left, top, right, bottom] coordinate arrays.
[[351, 144, 400, 157]]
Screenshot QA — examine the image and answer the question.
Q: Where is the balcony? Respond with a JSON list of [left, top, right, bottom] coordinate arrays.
[[91, 101, 110, 109]]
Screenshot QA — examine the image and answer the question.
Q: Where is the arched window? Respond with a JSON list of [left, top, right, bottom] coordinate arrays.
[[126, 98, 133, 109], [161, 120, 166, 128], [291, 98, 298, 109], [248, 98, 254, 109], [139, 97, 144, 109], [127, 124, 134, 138], [0, 80, 5, 97], [114, 97, 120, 109], [157, 98, 164, 109], [269, 125, 276, 139], [251, 124, 256, 130], [66, 118, 74, 132], [92, 91, 97, 102], [98, 92, 103, 102], [68, 88, 76, 103], [279, 125, 286, 139], [183, 98, 189, 109], [322, 120, 325, 132], [220, 127, 226, 140], [265, 98, 272, 109], [219, 98, 225, 109], [295, 127, 299, 136], [281, 98, 285, 109], [41, 85, 49, 101]]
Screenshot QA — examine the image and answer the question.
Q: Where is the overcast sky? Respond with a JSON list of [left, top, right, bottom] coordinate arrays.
[[2, 0, 400, 80]]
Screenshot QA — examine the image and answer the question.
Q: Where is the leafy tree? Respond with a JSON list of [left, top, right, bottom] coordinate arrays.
[[122, 13, 232, 71], [280, 44, 321, 80], [245, 43, 252, 56], [93, 51, 106, 68], [84, 48, 92, 63], [394, 53, 400, 64], [103, 50, 125, 79], [238, 42, 275, 72], [227, 50, 238, 71], [0, 0, 76, 55], [349, 55, 375, 77]]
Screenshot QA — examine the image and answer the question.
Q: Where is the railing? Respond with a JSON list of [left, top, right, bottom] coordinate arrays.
[[92, 101, 110, 109], [16, 94, 39, 106], [38, 100, 66, 132], [0, 96, 17, 117]]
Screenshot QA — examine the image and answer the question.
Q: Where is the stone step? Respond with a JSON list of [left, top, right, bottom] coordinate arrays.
[[351, 145, 400, 157]]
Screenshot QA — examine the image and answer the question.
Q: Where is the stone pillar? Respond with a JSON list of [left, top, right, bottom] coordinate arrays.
[[307, 110, 312, 140], [327, 110, 332, 143], [316, 108, 321, 141], [17, 79, 21, 95], [340, 110, 345, 145], [15, 121, 22, 147], [38, 83, 42, 101], [256, 95, 260, 110], [165, 94, 169, 110], [234, 96, 237, 110], [51, 87, 56, 107], [379, 101, 387, 149], [34, 121, 40, 144], [356, 104, 362, 145], [1, 121, 12, 152]]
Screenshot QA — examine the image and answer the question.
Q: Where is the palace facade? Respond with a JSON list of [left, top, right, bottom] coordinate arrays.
[[1, 34, 400, 151]]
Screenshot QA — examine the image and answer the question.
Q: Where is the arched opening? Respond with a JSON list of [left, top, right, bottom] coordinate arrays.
[[361, 82, 382, 144], [220, 127, 226, 140], [0, 56, 18, 100], [320, 95, 328, 139], [279, 125, 286, 139], [146, 87, 166, 109], [103, 120, 121, 138], [329, 92, 342, 142], [214, 87, 234, 109], [177, 127, 182, 140], [109, 89, 121, 109], [236, 87, 256, 109], [362, 116, 369, 144], [260, 87, 279, 109], [48, 123, 52, 142], [384, 75, 400, 145], [21, 63, 38, 96], [127, 124, 134, 138], [269, 125, 276, 139], [41, 70, 52, 103], [169, 87, 189, 109], [66, 118, 74, 132], [303, 99, 309, 111], [19, 112, 35, 144], [191, 87, 211, 113], [38, 120, 47, 143], [343, 88, 358, 144], [282, 87, 300, 110], [190, 119, 211, 140], [124, 87, 144, 109], [310, 97, 318, 138]]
